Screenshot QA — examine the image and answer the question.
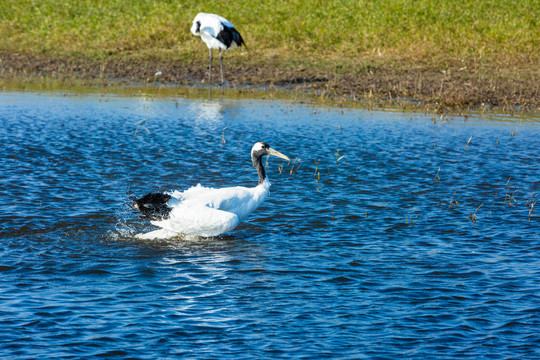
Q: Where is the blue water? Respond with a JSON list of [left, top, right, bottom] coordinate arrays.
[[0, 91, 538, 359]]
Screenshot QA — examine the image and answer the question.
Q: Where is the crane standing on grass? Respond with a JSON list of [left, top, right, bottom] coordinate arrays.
[[190, 12, 245, 84]]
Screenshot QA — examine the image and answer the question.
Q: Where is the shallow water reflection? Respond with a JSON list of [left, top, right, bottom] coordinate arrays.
[[0, 91, 538, 359]]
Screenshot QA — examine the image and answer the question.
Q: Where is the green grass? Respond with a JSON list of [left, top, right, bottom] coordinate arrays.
[[1, 0, 538, 67]]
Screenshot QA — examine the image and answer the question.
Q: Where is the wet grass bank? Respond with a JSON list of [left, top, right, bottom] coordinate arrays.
[[1, 0, 539, 110]]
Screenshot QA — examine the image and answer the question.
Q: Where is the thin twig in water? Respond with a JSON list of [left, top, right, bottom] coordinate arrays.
[[289, 163, 301, 175], [134, 118, 150, 139], [405, 214, 417, 226], [434, 167, 441, 182], [465, 136, 472, 151], [504, 178, 518, 206], [449, 190, 460, 208], [526, 192, 537, 222], [221, 127, 228, 144], [468, 203, 484, 224]]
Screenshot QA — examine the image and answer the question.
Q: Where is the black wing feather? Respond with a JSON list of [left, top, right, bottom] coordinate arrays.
[[131, 192, 172, 221], [216, 24, 245, 49]]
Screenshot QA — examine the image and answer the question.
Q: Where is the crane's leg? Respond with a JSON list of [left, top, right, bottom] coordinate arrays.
[[208, 48, 213, 84], [219, 48, 224, 85]]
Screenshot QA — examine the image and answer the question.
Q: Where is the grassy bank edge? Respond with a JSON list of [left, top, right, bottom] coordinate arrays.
[[1, 51, 539, 115]]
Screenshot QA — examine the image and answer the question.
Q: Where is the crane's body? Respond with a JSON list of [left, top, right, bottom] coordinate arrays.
[[190, 13, 245, 84], [133, 142, 289, 239]]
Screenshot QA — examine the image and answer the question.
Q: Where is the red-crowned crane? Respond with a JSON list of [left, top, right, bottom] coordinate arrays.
[[190, 13, 245, 84], [132, 142, 289, 239]]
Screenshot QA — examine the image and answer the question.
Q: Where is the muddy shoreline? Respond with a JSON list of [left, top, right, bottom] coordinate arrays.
[[1, 52, 539, 111]]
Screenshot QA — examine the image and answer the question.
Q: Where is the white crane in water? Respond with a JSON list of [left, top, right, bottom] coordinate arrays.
[[132, 142, 289, 239], [190, 12, 245, 84]]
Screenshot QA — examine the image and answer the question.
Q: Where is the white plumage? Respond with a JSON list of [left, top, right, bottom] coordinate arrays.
[[190, 12, 245, 84], [133, 142, 289, 239]]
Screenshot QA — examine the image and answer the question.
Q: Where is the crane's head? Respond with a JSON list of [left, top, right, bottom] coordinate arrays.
[[191, 20, 201, 36], [251, 142, 290, 163]]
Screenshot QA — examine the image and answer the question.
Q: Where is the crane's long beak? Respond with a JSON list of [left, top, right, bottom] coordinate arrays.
[[267, 148, 290, 161]]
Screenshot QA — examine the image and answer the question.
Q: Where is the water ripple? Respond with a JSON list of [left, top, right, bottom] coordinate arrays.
[[0, 92, 538, 359]]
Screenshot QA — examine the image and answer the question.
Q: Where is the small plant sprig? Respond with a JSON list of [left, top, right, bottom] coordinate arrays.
[[526, 192, 537, 222], [465, 136, 472, 151], [468, 203, 484, 224], [434, 167, 441, 182], [221, 126, 228, 144], [289, 163, 301, 175], [405, 214, 417, 226], [133, 118, 149, 139], [449, 190, 460, 208], [504, 178, 518, 206], [335, 149, 345, 164]]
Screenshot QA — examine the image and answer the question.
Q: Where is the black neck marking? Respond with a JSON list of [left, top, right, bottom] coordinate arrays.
[[252, 154, 266, 185], [251, 143, 270, 185]]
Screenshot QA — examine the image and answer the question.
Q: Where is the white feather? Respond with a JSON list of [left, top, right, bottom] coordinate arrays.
[[136, 180, 271, 239], [134, 142, 289, 240], [191, 13, 238, 50]]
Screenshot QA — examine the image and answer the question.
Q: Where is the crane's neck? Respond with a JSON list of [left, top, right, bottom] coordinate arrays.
[[252, 154, 266, 185]]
